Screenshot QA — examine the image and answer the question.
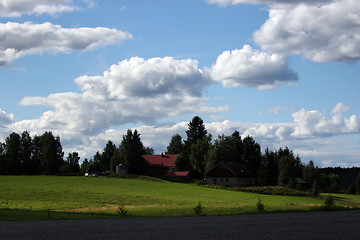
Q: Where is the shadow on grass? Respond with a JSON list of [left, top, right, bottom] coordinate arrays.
[[0, 208, 120, 222]]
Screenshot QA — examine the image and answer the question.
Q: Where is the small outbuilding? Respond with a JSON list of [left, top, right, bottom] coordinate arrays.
[[205, 162, 255, 187], [116, 164, 128, 176]]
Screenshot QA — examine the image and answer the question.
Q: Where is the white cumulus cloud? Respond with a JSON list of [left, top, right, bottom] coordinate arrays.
[[206, 0, 335, 7], [208, 0, 360, 63], [0, 108, 15, 127], [0, 22, 133, 66], [253, 0, 360, 62], [0, 108, 15, 140], [13, 56, 228, 139], [292, 103, 360, 137], [0, 0, 84, 17], [208, 45, 298, 89]]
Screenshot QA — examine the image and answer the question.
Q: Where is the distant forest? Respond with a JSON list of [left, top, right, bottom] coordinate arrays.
[[1, 116, 359, 194]]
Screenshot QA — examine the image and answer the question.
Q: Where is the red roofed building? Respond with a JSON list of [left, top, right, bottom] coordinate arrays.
[[142, 154, 189, 178]]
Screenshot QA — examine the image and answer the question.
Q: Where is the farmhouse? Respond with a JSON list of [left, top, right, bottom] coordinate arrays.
[[205, 162, 255, 187], [142, 153, 189, 178]]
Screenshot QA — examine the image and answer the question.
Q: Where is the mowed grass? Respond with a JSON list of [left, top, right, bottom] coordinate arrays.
[[0, 175, 359, 221]]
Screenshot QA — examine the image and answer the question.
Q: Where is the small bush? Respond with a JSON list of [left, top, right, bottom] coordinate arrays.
[[193, 180, 205, 185], [193, 201, 204, 216], [117, 203, 128, 217], [256, 198, 265, 212], [324, 195, 335, 210]]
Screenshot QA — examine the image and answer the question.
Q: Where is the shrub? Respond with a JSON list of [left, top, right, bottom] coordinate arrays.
[[324, 195, 335, 210], [236, 186, 311, 197], [256, 198, 265, 212], [117, 203, 128, 217], [193, 201, 204, 216]]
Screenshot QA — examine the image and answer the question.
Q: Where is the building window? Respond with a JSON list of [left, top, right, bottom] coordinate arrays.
[[225, 179, 229, 183], [220, 178, 223, 183]]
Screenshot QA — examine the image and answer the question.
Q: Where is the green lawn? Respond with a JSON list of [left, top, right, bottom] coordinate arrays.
[[0, 175, 359, 221]]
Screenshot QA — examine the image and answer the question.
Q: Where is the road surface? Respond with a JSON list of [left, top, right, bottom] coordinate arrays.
[[1, 210, 359, 239]]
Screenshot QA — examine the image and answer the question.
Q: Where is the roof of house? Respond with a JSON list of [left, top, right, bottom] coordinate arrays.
[[206, 162, 255, 178], [142, 154, 178, 168], [294, 177, 308, 184]]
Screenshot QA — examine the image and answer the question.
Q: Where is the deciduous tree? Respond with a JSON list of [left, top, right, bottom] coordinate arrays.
[[166, 134, 184, 154]]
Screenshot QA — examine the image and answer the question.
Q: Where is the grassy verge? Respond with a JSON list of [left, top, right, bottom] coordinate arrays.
[[0, 175, 359, 221]]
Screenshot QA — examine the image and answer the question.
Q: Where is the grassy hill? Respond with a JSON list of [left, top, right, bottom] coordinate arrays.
[[0, 175, 359, 221]]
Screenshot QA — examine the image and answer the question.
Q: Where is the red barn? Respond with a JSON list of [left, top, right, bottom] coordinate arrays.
[[142, 154, 189, 178]]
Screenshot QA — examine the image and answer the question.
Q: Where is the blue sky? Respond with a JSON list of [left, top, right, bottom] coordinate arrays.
[[1, 0, 359, 167]]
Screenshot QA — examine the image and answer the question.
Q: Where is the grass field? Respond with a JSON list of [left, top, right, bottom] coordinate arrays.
[[1, 175, 359, 221]]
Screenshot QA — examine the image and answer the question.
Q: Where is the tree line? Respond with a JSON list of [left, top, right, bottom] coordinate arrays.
[[1, 116, 359, 194]]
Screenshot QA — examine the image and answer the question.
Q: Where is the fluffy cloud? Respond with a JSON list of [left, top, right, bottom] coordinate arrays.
[[76, 57, 211, 98], [206, 0, 335, 7], [292, 103, 360, 137], [0, 22, 133, 66], [239, 103, 360, 140], [0, 108, 15, 127], [13, 56, 227, 139], [253, 0, 360, 62], [208, 45, 298, 89], [0, 0, 83, 17], [208, 0, 360, 63], [0, 108, 15, 140]]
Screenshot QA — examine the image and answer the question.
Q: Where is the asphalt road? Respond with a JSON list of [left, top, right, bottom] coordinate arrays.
[[1, 210, 359, 240]]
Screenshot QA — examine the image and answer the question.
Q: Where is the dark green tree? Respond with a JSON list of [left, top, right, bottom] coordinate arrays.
[[329, 173, 340, 192], [257, 148, 278, 186], [174, 154, 190, 171], [80, 158, 90, 175], [189, 135, 212, 178], [110, 148, 121, 173], [119, 129, 146, 174], [277, 147, 303, 187], [229, 131, 243, 163], [205, 134, 235, 172], [166, 134, 184, 154], [241, 136, 262, 176], [92, 151, 102, 172], [347, 181, 356, 195], [100, 140, 116, 171], [355, 174, 360, 194], [303, 160, 319, 186], [4, 132, 21, 174], [20, 131, 32, 174], [185, 116, 208, 146], [177, 116, 209, 172], [312, 180, 320, 197], [144, 147, 154, 155], [30, 135, 42, 174], [39, 132, 64, 175], [67, 152, 80, 173]]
